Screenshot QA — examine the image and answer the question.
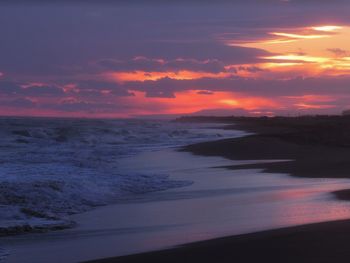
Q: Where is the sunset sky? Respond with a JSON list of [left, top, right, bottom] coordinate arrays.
[[1, 0, 350, 118]]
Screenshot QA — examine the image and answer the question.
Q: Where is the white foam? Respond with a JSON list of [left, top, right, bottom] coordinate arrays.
[[0, 118, 245, 231], [0, 247, 9, 262]]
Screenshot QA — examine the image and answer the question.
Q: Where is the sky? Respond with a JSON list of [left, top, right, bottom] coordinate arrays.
[[1, 0, 350, 118]]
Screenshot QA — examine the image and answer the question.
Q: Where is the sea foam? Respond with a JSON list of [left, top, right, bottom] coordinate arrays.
[[0, 117, 245, 233]]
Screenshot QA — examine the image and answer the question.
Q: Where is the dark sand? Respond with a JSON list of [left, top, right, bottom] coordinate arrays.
[[185, 115, 350, 182], [185, 136, 350, 179], [88, 219, 350, 263], [87, 116, 350, 263]]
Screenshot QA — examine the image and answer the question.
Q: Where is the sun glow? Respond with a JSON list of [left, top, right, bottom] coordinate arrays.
[[122, 90, 282, 115], [311, 25, 343, 32], [295, 103, 335, 109], [224, 24, 350, 77], [271, 32, 329, 40], [261, 54, 329, 63]]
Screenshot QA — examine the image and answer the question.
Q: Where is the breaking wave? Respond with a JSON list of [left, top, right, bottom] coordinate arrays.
[[0, 117, 245, 233]]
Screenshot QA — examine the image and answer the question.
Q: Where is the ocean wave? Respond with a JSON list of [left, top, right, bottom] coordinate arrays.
[[0, 247, 9, 261], [0, 118, 244, 233]]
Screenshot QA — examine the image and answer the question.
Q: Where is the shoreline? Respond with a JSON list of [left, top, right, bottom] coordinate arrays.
[[183, 116, 350, 200], [184, 135, 350, 181], [88, 116, 350, 263]]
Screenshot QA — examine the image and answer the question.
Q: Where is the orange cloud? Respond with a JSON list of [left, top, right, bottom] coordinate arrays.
[[270, 32, 329, 40], [224, 24, 350, 78], [284, 94, 336, 110], [106, 70, 232, 83], [122, 90, 281, 115], [96, 24, 350, 87], [311, 26, 343, 32], [261, 54, 328, 63], [284, 94, 335, 103], [294, 103, 335, 109]]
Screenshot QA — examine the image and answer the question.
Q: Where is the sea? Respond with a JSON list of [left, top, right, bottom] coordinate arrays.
[[2, 117, 350, 263], [0, 117, 246, 230]]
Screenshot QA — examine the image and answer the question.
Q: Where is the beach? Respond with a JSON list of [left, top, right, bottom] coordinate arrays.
[[184, 116, 350, 184], [3, 116, 350, 262], [89, 219, 350, 263], [3, 1, 350, 262], [3, 117, 350, 262], [87, 116, 350, 263]]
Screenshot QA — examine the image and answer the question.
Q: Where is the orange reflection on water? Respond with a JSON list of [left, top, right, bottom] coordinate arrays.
[[269, 182, 350, 227]]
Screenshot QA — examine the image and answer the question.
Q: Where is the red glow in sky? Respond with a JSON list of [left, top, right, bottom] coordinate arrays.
[[1, 2, 350, 117]]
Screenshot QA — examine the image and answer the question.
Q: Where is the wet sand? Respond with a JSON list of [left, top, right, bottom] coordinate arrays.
[[185, 135, 350, 180], [184, 115, 350, 187], [89, 116, 350, 263]]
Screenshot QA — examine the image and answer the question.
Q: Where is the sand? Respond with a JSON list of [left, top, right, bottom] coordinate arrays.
[[88, 219, 350, 263]]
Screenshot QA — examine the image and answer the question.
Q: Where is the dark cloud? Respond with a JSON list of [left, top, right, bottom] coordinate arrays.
[[75, 80, 134, 97], [2, 97, 37, 108], [197, 90, 214, 95], [126, 77, 185, 98], [0, 81, 64, 97], [97, 57, 227, 74], [237, 66, 265, 73], [126, 76, 350, 97], [0, 80, 22, 95], [327, 48, 349, 57], [0, 1, 348, 78], [0, 2, 314, 77], [145, 90, 175, 98], [22, 85, 64, 97], [50, 100, 116, 113]]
